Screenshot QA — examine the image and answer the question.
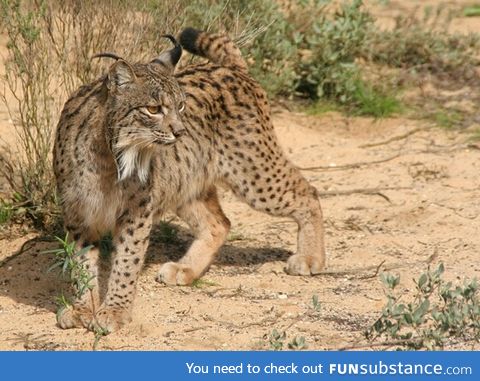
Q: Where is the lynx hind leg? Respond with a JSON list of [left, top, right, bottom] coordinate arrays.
[[222, 153, 325, 275], [156, 187, 231, 286], [286, 183, 325, 275], [57, 230, 101, 329]]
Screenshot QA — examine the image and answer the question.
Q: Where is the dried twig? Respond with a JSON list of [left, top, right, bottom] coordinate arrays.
[[184, 326, 209, 333], [317, 186, 412, 202], [218, 312, 286, 330], [432, 202, 479, 220], [359, 126, 432, 148], [298, 153, 401, 171], [315, 249, 438, 279]]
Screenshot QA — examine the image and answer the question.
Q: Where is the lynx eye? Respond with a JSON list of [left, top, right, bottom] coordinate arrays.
[[178, 101, 186, 113], [146, 105, 162, 115]]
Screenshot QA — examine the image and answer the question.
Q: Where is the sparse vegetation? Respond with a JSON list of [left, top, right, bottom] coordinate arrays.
[[464, 5, 480, 17], [366, 264, 480, 350], [44, 233, 95, 300], [367, 5, 480, 82], [432, 110, 465, 129], [294, 0, 374, 102], [351, 81, 402, 118], [268, 329, 308, 351], [227, 230, 247, 242], [268, 328, 286, 350], [191, 278, 219, 289], [266, 295, 320, 351], [0, 200, 14, 225], [1, 0, 479, 229], [288, 335, 308, 350]]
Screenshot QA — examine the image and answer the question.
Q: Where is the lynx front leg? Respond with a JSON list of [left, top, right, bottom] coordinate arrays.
[[156, 187, 230, 286], [90, 196, 153, 333], [57, 233, 100, 329]]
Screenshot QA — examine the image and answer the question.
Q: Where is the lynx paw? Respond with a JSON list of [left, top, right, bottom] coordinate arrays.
[[286, 254, 325, 276], [90, 306, 131, 333], [156, 262, 196, 286], [57, 304, 93, 329]]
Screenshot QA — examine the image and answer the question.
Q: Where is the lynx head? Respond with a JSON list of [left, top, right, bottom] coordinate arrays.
[[97, 36, 186, 183]]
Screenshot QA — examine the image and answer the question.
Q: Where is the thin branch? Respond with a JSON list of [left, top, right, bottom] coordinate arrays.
[[298, 154, 401, 171], [315, 250, 438, 279], [359, 126, 432, 148], [431, 202, 479, 220], [317, 186, 412, 202]]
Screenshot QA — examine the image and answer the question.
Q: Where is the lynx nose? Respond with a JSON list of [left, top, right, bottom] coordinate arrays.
[[171, 121, 186, 137], [173, 128, 186, 137]]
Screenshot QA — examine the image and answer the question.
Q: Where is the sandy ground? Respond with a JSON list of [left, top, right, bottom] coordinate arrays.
[[1, 111, 479, 350], [0, 0, 479, 350]]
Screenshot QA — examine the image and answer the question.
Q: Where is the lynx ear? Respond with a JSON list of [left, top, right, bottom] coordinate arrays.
[[107, 60, 136, 90], [151, 34, 182, 73]]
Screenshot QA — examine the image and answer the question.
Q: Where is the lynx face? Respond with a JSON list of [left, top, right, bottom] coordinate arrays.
[[105, 60, 187, 182]]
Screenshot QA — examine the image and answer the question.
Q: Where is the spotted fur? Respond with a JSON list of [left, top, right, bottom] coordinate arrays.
[[53, 28, 326, 332]]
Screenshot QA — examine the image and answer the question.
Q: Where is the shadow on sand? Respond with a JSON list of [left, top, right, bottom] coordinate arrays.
[[0, 222, 292, 313]]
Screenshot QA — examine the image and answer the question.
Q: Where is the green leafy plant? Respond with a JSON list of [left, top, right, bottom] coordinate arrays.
[[366, 263, 480, 350], [268, 329, 308, 351], [295, 0, 374, 102], [266, 295, 319, 351], [227, 230, 246, 242], [351, 80, 401, 117], [44, 233, 95, 299], [288, 335, 308, 350], [92, 326, 109, 351], [432, 110, 464, 129], [191, 278, 219, 289], [469, 128, 480, 142], [269, 329, 286, 350], [312, 294, 321, 312], [463, 5, 480, 17], [0, 200, 14, 224], [45, 234, 110, 349]]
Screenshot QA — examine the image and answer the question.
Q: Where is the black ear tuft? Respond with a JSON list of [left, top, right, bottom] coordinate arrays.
[[151, 34, 182, 72], [179, 27, 202, 55]]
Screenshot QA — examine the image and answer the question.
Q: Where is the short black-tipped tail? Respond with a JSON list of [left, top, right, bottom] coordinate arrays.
[[179, 27, 247, 71]]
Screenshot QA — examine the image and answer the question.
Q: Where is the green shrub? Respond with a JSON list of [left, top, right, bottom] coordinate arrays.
[[367, 264, 480, 350], [44, 234, 95, 299], [178, 0, 299, 96], [0, 200, 14, 225], [351, 80, 401, 117], [295, 0, 374, 102], [367, 6, 480, 81]]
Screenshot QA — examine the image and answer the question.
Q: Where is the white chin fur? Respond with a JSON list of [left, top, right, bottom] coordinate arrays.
[[116, 147, 152, 183]]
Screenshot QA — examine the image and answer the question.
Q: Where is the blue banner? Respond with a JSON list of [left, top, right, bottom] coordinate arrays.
[[0, 351, 477, 380]]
